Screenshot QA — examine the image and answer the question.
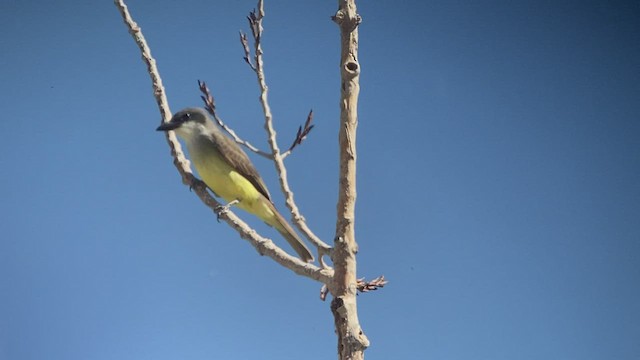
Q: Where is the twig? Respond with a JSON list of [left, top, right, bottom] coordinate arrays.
[[113, 0, 172, 123], [245, 0, 332, 263], [198, 80, 271, 159], [114, 0, 331, 284], [320, 275, 386, 301], [282, 110, 315, 158], [240, 29, 314, 159], [239, 32, 257, 71], [356, 276, 387, 293]]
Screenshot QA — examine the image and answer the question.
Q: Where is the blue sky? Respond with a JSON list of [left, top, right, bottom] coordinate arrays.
[[1, 1, 639, 359]]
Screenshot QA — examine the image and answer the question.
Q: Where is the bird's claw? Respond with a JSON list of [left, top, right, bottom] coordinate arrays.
[[189, 178, 205, 192], [215, 199, 240, 222]]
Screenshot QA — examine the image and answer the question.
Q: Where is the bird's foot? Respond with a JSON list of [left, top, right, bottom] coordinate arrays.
[[189, 178, 206, 192], [215, 199, 240, 222]]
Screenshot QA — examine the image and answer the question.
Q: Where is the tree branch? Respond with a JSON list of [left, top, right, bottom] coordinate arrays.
[[245, 0, 333, 263], [114, 0, 331, 284], [331, 0, 369, 358], [282, 109, 315, 158], [198, 80, 271, 159], [239, 31, 315, 160], [239, 31, 257, 71], [356, 276, 387, 293]]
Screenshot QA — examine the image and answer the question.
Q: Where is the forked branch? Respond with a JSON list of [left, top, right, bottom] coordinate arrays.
[[283, 110, 315, 158], [357, 276, 387, 293], [198, 80, 271, 159], [239, 33, 314, 159], [242, 0, 332, 262], [114, 0, 331, 284]]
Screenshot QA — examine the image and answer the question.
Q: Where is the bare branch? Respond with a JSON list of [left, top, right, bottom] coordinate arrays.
[[239, 31, 256, 71], [242, 10, 315, 158], [114, 0, 331, 284], [356, 276, 387, 293], [241, 25, 314, 157], [247, 7, 262, 42], [321, 276, 386, 301], [113, 0, 171, 122], [245, 0, 332, 259], [192, 181, 333, 284], [198, 80, 271, 159], [331, 0, 369, 358], [282, 109, 315, 158], [320, 284, 330, 301]]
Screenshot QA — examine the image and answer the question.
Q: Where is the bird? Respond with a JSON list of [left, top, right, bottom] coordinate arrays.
[[157, 107, 314, 262]]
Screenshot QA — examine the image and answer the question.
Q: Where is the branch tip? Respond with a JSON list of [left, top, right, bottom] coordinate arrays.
[[356, 276, 387, 294], [286, 109, 315, 154]]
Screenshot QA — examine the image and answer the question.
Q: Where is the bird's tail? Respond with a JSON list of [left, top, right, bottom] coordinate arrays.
[[266, 203, 314, 262]]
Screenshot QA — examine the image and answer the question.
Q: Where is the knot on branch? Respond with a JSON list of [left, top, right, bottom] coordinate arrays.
[[331, 9, 362, 32]]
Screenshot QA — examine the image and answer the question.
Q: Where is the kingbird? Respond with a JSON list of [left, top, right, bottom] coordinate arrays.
[[157, 107, 314, 262]]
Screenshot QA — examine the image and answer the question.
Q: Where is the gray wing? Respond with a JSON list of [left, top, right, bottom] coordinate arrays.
[[209, 129, 272, 201]]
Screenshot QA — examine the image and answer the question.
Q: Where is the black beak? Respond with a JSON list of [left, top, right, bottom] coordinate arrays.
[[156, 121, 180, 131]]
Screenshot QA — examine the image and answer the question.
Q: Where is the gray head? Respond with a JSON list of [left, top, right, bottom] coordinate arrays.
[[156, 107, 214, 140]]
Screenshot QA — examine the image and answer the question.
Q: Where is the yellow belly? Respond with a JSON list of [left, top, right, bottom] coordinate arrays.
[[190, 148, 275, 222]]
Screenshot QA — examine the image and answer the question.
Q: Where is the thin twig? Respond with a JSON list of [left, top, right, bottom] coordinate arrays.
[[239, 32, 257, 71], [282, 109, 315, 158], [198, 80, 271, 159], [239, 32, 313, 159], [356, 276, 387, 293], [246, 0, 332, 264], [114, 0, 331, 283]]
